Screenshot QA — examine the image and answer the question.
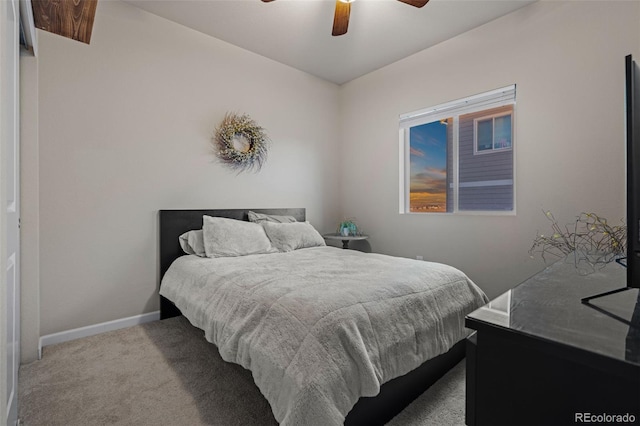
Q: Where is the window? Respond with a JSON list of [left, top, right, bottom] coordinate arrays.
[[399, 85, 515, 214], [474, 112, 512, 153]]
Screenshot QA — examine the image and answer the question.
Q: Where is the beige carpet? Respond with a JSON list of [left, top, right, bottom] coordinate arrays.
[[19, 316, 466, 426]]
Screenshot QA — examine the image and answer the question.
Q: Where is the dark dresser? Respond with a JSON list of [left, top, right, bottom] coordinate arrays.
[[466, 259, 640, 426]]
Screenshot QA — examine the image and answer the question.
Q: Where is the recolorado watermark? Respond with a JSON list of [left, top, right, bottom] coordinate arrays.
[[575, 413, 637, 423]]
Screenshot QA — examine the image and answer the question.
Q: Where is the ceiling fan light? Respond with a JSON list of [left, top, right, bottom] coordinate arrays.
[[339, 0, 355, 3]]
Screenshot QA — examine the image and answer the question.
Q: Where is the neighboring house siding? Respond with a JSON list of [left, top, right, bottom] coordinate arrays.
[[459, 185, 513, 211], [458, 105, 513, 211]]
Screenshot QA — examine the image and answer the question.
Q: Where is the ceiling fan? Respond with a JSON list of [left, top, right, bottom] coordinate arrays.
[[261, 0, 430, 36]]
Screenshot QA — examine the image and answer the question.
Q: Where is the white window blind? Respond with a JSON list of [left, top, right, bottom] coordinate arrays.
[[399, 85, 516, 130]]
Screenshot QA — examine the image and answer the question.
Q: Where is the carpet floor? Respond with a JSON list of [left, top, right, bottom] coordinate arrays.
[[19, 316, 466, 426]]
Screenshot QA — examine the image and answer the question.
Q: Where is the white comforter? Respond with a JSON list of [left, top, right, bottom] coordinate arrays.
[[160, 246, 487, 425]]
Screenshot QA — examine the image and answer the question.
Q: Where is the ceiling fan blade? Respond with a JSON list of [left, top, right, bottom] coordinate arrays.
[[397, 0, 429, 8], [261, 0, 275, 2], [332, 0, 351, 36]]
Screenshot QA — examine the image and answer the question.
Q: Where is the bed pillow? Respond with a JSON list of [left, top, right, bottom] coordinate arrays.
[[202, 216, 278, 258], [179, 230, 206, 257], [262, 221, 326, 252], [248, 211, 297, 224]]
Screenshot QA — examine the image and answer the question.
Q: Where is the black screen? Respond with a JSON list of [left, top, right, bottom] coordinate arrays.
[[626, 55, 640, 288]]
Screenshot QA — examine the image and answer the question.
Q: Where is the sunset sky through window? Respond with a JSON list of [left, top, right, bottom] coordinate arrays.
[[409, 120, 448, 212]]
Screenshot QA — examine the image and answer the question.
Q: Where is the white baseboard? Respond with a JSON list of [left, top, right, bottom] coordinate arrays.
[[38, 311, 160, 359]]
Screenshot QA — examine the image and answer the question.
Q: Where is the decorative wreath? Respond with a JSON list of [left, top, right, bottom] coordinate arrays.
[[214, 112, 269, 173]]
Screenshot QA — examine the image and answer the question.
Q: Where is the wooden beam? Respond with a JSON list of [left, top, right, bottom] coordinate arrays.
[[31, 0, 98, 44]]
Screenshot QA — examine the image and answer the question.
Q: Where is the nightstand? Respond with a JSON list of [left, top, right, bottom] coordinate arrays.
[[322, 234, 369, 249]]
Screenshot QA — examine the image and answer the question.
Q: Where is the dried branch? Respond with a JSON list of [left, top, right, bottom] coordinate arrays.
[[529, 211, 626, 274]]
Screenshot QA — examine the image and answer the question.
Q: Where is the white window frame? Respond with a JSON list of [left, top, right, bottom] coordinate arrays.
[[473, 111, 513, 155], [399, 85, 516, 215]]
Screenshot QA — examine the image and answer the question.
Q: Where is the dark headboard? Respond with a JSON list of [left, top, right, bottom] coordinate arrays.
[[158, 208, 306, 319]]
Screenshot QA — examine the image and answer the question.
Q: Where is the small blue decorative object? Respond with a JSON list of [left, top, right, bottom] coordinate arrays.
[[338, 219, 357, 237]]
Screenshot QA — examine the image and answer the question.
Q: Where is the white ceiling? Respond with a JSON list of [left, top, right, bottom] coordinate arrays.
[[125, 0, 536, 85]]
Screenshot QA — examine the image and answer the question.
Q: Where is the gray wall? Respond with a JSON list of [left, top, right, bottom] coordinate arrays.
[[21, 0, 640, 361], [20, 52, 39, 363], [340, 0, 640, 299], [34, 0, 341, 338]]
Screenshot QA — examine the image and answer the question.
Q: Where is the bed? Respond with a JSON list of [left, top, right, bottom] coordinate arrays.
[[158, 208, 487, 425]]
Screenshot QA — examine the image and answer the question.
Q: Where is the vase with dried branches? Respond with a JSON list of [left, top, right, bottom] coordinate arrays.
[[529, 211, 626, 274]]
